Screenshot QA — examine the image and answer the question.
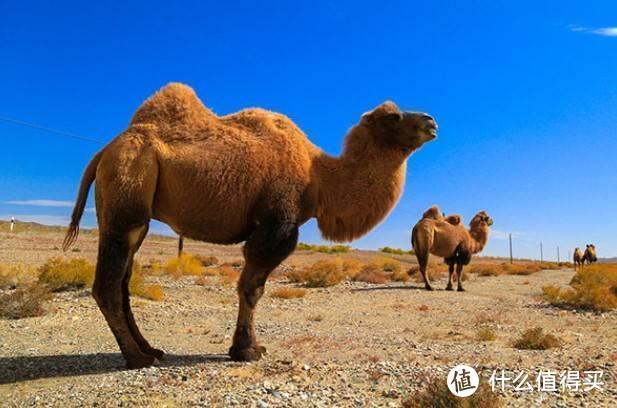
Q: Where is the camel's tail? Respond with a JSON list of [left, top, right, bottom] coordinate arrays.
[[63, 151, 103, 251]]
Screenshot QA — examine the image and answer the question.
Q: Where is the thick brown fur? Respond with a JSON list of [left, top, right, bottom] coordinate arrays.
[[412, 209, 493, 291], [422, 204, 461, 226], [64, 83, 437, 368]]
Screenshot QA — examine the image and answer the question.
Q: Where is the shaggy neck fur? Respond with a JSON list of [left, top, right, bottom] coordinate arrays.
[[314, 125, 410, 242], [469, 225, 490, 254]]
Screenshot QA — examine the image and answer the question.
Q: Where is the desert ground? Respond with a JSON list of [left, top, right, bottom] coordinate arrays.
[[0, 225, 615, 407]]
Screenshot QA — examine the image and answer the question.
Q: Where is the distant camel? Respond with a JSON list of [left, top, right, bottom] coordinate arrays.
[[573, 247, 584, 271], [412, 209, 493, 291], [63, 83, 437, 368], [583, 244, 597, 265]]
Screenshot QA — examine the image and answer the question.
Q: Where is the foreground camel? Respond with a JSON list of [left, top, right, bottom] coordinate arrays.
[[573, 247, 584, 270], [583, 244, 598, 265], [412, 208, 493, 291], [63, 83, 438, 368]]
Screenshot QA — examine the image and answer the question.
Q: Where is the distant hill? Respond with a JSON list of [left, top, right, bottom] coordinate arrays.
[[600, 257, 617, 264], [0, 219, 175, 241]]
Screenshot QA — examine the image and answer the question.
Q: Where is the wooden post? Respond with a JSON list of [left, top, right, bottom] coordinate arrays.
[[178, 235, 184, 257], [509, 233, 513, 264], [10, 217, 15, 232], [557, 246, 560, 263], [540, 242, 543, 263]]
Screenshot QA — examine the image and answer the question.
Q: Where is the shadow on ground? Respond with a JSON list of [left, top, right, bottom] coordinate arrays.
[[0, 353, 229, 384], [351, 284, 440, 292]]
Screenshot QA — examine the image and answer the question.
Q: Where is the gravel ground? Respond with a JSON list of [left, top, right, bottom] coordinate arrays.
[[1, 266, 615, 407]]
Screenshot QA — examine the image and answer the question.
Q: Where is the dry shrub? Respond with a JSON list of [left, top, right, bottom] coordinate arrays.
[[129, 262, 164, 301], [0, 264, 37, 289], [288, 259, 345, 288], [38, 258, 94, 291], [379, 246, 414, 255], [341, 258, 362, 279], [373, 256, 401, 273], [163, 253, 204, 278], [0, 283, 53, 319], [270, 287, 306, 299], [354, 263, 388, 284], [195, 255, 219, 267], [476, 328, 496, 341], [402, 376, 502, 408], [295, 242, 351, 254], [408, 263, 448, 282], [513, 327, 561, 350], [468, 263, 503, 277], [542, 264, 617, 312], [195, 275, 207, 286], [218, 266, 240, 286]]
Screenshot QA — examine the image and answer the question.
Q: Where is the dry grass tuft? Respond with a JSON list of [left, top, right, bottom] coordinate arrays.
[[402, 376, 502, 408], [354, 263, 388, 284], [270, 287, 306, 299], [38, 258, 95, 291], [341, 258, 363, 279], [476, 328, 497, 341], [164, 253, 205, 278], [513, 327, 561, 350], [542, 264, 617, 312], [129, 262, 164, 301], [288, 259, 346, 288], [0, 283, 53, 319], [408, 263, 448, 282], [194, 275, 207, 286], [0, 264, 37, 289], [195, 255, 219, 267]]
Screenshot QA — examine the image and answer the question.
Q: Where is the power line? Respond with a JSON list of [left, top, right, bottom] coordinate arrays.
[[0, 115, 103, 144]]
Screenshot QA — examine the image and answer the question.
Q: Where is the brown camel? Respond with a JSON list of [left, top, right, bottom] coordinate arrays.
[[412, 209, 493, 291], [573, 247, 584, 270], [583, 244, 597, 265], [422, 204, 461, 226], [63, 83, 437, 368]]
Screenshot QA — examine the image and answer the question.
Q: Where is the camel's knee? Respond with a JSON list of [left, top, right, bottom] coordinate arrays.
[[244, 219, 299, 269]]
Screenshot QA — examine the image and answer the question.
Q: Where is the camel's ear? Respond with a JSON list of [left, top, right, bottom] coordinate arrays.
[[362, 101, 402, 126]]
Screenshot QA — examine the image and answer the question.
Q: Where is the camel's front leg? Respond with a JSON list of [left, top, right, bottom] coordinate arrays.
[[229, 218, 298, 361]]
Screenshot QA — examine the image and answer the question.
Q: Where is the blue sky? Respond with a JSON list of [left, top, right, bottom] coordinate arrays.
[[1, 1, 616, 259]]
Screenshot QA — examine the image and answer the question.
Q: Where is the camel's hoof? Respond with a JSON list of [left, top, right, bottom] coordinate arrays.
[[146, 348, 165, 360], [125, 353, 157, 370], [425, 285, 434, 291], [229, 344, 266, 362], [457, 287, 466, 292], [445, 286, 454, 291]]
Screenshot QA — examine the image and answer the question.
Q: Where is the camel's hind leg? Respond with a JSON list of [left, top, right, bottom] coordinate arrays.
[[416, 251, 433, 291], [456, 263, 465, 292], [122, 225, 164, 360], [93, 229, 156, 369], [229, 216, 299, 361]]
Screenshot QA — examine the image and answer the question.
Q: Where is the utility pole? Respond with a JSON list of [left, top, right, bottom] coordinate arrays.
[[557, 246, 560, 263], [509, 233, 513, 264], [540, 242, 543, 263]]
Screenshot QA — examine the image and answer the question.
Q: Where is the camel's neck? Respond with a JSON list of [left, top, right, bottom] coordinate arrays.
[[469, 227, 490, 254], [313, 127, 409, 242]]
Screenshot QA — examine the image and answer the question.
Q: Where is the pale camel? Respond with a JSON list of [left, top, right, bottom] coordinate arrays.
[[573, 247, 584, 271], [63, 83, 437, 368], [583, 244, 598, 265], [412, 210, 493, 291]]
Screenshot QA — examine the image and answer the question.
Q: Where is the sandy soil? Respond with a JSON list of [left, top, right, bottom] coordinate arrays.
[[0, 230, 615, 407]]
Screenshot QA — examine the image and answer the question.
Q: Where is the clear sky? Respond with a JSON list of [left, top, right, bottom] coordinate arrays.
[[1, 1, 616, 260]]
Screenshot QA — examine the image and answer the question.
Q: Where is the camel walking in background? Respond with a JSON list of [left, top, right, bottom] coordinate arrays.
[[583, 244, 598, 265], [573, 247, 584, 271], [412, 206, 493, 291], [63, 83, 438, 368]]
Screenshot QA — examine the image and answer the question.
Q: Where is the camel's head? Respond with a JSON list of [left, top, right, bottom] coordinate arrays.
[[361, 101, 437, 151], [470, 211, 493, 230]]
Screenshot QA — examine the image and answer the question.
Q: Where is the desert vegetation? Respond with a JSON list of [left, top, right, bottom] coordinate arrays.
[[513, 327, 561, 350], [401, 376, 502, 408], [295, 242, 351, 254], [542, 263, 617, 311]]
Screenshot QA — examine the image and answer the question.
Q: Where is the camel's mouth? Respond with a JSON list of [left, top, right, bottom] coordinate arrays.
[[427, 127, 438, 139]]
